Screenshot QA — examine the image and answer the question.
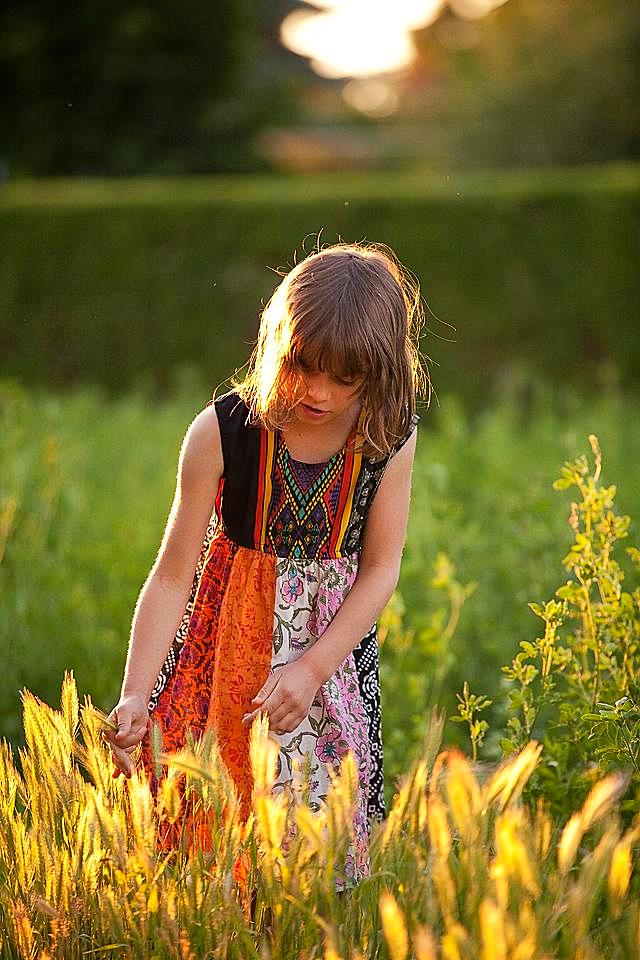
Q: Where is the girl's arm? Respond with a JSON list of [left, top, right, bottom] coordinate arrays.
[[120, 403, 224, 703], [105, 403, 223, 771], [302, 426, 418, 686]]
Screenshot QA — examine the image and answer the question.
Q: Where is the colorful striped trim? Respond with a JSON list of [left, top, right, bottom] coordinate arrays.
[[329, 405, 366, 557], [254, 426, 276, 550]]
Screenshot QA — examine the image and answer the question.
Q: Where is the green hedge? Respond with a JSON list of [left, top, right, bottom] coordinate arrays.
[[1, 162, 639, 405]]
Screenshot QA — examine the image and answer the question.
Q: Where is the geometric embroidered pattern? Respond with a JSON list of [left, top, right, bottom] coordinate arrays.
[[253, 403, 366, 560], [266, 439, 345, 559]]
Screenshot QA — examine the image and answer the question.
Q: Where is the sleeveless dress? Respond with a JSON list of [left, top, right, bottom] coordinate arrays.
[[138, 389, 419, 890]]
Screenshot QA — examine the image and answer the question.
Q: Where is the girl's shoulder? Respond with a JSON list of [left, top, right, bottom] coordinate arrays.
[[365, 411, 419, 465], [395, 412, 420, 453], [203, 391, 259, 476], [339, 412, 419, 556], [205, 389, 253, 436]]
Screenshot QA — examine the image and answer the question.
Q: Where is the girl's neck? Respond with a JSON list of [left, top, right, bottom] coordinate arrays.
[[280, 401, 362, 464]]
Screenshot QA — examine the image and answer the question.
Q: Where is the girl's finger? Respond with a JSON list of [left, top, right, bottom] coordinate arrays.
[[125, 726, 147, 746], [114, 726, 146, 749], [271, 710, 300, 735], [242, 704, 270, 726], [102, 730, 141, 756], [111, 743, 134, 776], [268, 702, 292, 726], [251, 671, 282, 704], [269, 713, 299, 736]]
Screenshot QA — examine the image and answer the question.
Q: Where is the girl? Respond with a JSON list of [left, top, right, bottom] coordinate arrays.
[[102, 240, 429, 891]]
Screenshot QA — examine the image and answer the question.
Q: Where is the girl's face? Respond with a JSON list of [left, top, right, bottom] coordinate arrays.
[[292, 360, 365, 426]]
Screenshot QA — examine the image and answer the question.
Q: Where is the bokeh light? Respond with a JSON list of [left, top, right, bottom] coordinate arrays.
[[342, 79, 401, 118], [280, 0, 512, 115], [280, 1, 446, 80]]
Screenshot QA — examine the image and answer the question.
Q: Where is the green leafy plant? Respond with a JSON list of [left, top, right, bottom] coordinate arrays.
[[450, 680, 492, 762], [581, 696, 640, 774], [454, 435, 640, 818]]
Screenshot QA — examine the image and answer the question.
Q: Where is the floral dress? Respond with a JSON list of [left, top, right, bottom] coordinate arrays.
[[139, 389, 419, 889]]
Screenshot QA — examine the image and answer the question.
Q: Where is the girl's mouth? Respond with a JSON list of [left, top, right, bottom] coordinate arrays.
[[301, 403, 328, 417]]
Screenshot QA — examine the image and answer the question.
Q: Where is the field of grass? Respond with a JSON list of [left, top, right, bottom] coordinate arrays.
[[3, 162, 639, 207], [3, 374, 640, 956], [2, 675, 640, 958], [3, 373, 639, 795]]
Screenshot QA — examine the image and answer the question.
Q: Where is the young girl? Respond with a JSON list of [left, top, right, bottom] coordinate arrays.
[[102, 240, 429, 891]]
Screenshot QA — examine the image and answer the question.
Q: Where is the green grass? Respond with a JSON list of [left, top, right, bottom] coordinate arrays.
[[2, 374, 639, 812], [2, 160, 638, 207]]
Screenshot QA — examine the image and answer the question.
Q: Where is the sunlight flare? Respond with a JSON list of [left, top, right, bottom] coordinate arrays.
[[280, 0, 511, 85]]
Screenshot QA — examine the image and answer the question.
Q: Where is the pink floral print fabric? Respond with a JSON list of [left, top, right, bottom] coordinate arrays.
[[269, 554, 372, 889]]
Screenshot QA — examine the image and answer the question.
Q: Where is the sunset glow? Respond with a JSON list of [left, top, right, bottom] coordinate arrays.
[[280, 2, 436, 79], [280, 0, 511, 83]]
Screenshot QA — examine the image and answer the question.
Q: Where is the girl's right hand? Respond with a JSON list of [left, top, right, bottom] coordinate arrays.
[[102, 693, 150, 779]]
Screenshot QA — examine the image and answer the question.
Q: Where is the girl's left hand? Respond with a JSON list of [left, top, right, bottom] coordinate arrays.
[[242, 659, 323, 735]]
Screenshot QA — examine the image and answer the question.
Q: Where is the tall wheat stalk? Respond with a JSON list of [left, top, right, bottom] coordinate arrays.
[[1, 671, 639, 958]]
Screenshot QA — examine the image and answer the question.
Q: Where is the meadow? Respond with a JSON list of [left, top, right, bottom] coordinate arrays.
[[2, 372, 639, 783], [3, 371, 640, 956]]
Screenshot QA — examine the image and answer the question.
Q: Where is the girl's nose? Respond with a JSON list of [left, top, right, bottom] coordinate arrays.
[[304, 373, 330, 400]]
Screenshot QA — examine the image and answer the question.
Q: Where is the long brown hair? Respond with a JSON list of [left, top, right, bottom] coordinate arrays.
[[231, 240, 432, 459]]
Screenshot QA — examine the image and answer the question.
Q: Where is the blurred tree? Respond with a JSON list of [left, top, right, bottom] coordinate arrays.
[[415, 0, 640, 167], [0, 0, 299, 175], [2, 0, 637, 175]]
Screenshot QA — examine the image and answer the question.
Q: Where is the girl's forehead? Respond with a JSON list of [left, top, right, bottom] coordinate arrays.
[[293, 339, 366, 376]]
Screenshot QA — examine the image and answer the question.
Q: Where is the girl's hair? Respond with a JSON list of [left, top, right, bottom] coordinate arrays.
[[230, 240, 432, 460]]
